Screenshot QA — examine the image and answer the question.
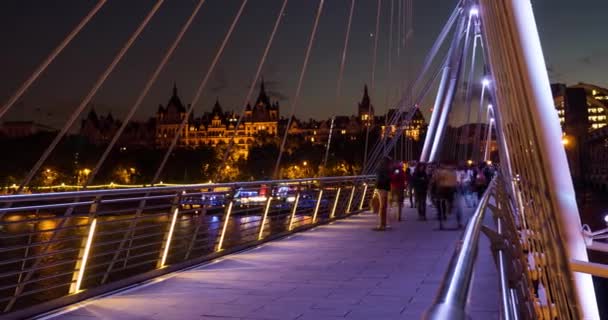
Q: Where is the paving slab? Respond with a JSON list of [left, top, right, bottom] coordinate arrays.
[[49, 206, 499, 320]]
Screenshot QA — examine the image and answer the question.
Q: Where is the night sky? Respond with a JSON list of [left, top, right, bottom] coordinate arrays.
[[0, 0, 607, 129]]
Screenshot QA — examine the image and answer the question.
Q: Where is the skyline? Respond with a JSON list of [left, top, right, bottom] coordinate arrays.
[[1, 0, 607, 129]]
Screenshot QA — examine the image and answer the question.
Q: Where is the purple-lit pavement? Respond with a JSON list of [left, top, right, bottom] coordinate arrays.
[[48, 208, 499, 320]]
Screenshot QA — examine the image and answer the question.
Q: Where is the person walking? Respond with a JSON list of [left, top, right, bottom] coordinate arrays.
[[389, 161, 406, 221], [411, 163, 429, 220], [374, 157, 391, 230], [405, 162, 415, 208]]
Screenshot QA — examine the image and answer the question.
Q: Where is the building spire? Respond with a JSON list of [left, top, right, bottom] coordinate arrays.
[[172, 82, 178, 97]]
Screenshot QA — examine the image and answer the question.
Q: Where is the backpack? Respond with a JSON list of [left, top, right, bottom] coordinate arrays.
[[475, 171, 487, 186]]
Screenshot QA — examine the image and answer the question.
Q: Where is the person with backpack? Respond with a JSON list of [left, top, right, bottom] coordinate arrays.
[[411, 163, 429, 220], [389, 161, 406, 221], [474, 163, 488, 200], [374, 156, 391, 230]]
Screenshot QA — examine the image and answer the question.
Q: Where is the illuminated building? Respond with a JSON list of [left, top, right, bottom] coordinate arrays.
[[155, 81, 279, 157], [1, 121, 55, 138], [551, 83, 608, 131], [358, 85, 375, 127], [380, 108, 426, 142]]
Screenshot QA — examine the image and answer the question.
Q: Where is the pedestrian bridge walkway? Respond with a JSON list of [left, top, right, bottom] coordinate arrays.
[[47, 209, 499, 320]]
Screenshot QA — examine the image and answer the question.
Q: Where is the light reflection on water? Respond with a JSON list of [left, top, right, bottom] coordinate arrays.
[[0, 202, 321, 311]]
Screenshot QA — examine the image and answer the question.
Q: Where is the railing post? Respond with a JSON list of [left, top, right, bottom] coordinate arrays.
[[216, 198, 235, 252], [69, 198, 100, 294], [288, 192, 301, 231], [258, 194, 273, 240], [312, 189, 324, 223], [330, 187, 341, 219], [346, 185, 356, 213], [156, 192, 182, 268], [359, 183, 368, 210]]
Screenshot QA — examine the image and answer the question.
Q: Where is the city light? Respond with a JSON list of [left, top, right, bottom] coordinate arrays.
[[604, 214, 608, 225], [482, 78, 491, 87], [469, 7, 479, 17], [467, 160, 473, 166], [562, 137, 569, 146], [303, 161, 308, 166]]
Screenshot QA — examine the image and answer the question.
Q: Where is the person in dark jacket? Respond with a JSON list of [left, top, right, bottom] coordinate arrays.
[[374, 156, 391, 230], [411, 163, 429, 220]]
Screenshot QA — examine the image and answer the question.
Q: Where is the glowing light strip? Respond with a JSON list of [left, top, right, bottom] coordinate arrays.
[[330, 188, 341, 218], [359, 184, 368, 210], [288, 193, 301, 231], [217, 201, 234, 251], [258, 197, 273, 240], [346, 186, 356, 213], [73, 218, 97, 293], [312, 190, 323, 223], [159, 208, 179, 267]]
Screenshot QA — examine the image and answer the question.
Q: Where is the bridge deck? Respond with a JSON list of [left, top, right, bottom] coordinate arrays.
[[48, 208, 499, 320]]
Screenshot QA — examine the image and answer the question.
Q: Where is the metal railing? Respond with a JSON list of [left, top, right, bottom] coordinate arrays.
[[424, 179, 495, 320], [426, 172, 608, 320], [0, 175, 375, 318]]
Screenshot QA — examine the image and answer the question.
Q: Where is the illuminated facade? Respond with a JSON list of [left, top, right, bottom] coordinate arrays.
[[381, 108, 426, 142], [551, 83, 608, 131], [156, 82, 279, 155]]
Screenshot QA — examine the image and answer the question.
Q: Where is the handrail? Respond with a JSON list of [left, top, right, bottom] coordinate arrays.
[[0, 175, 374, 203], [0, 175, 376, 318], [423, 178, 495, 320]]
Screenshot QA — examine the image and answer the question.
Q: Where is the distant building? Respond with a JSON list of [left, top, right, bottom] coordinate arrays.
[[381, 108, 426, 142], [358, 85, 375, 127], [155, 81, 279, 157], [552, 83, 608, 132], [80, 110, 155, 147], [1, 121, 55, 138], [586, 126, 608, 190]]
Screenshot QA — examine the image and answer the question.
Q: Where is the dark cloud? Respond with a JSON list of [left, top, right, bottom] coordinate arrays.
[[580, 56, 592, 65], [267, 90, 289, 101], [209, 68, 228, 94], [247, 78, 289, 102], [546, 64, 563, 82]]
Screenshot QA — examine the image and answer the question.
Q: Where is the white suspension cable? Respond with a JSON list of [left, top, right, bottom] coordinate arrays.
[[216, 0, 289, 180], [152, 0, 249, 185], [87, 0, 208, 187], [362, 0, 382, 172], [273, 0, 325, 179], [16, 0, 165, 193], [0, 0, 107, 121], [323, 0, 356, 170]]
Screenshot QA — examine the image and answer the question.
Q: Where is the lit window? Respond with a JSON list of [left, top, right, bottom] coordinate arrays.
[[341, 130, 346, 134]]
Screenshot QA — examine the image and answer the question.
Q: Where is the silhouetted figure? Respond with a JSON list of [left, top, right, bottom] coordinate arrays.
[[412, 163, 429, 220], [374, 157, 391, 230]]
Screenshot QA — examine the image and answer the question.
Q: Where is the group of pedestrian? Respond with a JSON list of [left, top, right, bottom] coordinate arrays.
[[372, 156, 495, 231]]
